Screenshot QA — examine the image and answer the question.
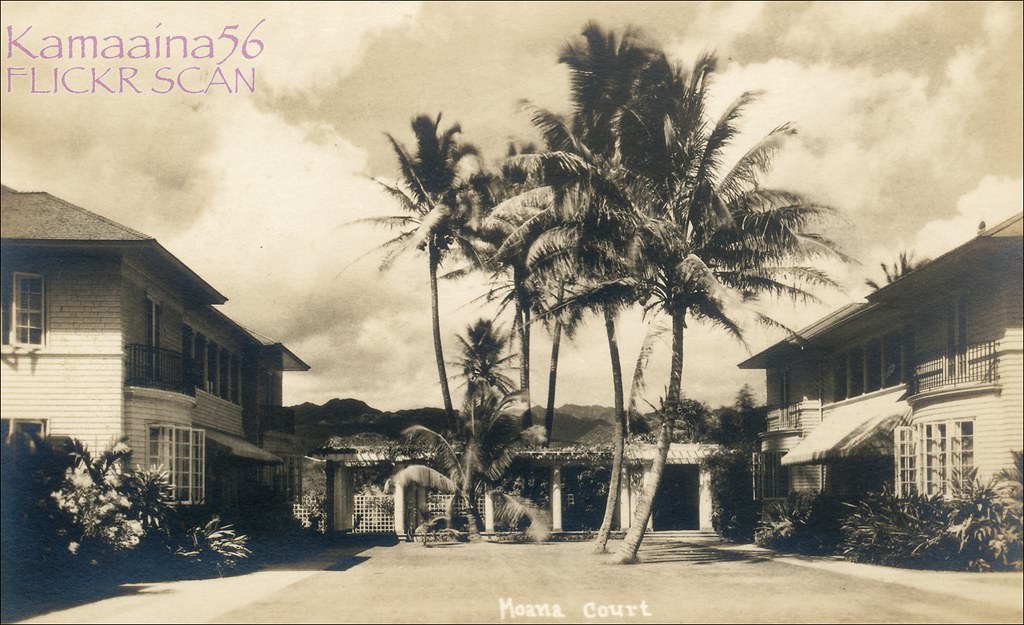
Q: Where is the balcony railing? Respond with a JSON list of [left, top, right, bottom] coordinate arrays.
[[767, 399, 821, 432], [911, 340, 998, 395], [125, 343, 194, 395]]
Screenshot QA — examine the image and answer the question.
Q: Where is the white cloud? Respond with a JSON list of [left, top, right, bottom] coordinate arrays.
[[911, 175, 1023, 260]]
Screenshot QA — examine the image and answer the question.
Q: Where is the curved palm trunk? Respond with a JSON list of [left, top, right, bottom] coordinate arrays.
[[595, 307, 626, 552], [543, 319, 562, 445], [429, 246, 455, 430], [617, 307, 684, 563]]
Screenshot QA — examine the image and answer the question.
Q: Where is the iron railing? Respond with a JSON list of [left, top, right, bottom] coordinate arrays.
[[125, 343, 193, 395], [911, 340, 998, 394]]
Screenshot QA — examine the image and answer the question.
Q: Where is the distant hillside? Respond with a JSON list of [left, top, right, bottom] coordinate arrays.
[[290, 398, 618, 445], [292, 398, 447, 440]]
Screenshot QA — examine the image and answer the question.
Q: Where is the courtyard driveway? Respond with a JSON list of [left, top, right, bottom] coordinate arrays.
[[14, 532, 1023, 624]]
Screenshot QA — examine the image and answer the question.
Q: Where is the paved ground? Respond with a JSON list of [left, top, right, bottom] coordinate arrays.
[[13, 532, 1023, 624]]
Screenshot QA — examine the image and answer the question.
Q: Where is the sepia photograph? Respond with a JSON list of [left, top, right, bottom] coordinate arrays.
[[1, 1, 1022, 623]]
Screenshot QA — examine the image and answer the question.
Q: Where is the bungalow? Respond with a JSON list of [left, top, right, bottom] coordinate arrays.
[[0, 185, 310, 511], [740, 213, 1023, 503]]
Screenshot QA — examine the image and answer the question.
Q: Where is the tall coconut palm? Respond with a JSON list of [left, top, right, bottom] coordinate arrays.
[[499, 23, 655, 550], [363, 113, 482, 430], [612, 51, 845, 563]]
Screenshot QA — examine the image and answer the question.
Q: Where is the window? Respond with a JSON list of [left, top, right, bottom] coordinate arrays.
[[148, 425, 205, 504], [895, 426, 916, 496], [894, 419, 974, 497], [12, 273, 45, 346], [145, 297, 161, 348], [883, 332, 903, 387], [2, 418, 47, 447], [753, 451, 789, 500]]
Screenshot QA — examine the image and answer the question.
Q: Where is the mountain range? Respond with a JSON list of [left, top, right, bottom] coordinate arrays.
[[288, 398, 619, 445]]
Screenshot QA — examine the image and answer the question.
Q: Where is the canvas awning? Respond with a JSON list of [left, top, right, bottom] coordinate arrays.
[[205, 430, 282, 464], [781, 407, 909, 466]]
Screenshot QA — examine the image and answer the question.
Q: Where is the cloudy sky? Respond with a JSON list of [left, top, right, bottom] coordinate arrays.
[[2, 1, 1022, 411]]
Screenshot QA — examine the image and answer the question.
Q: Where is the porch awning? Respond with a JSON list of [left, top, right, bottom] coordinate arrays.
[[205, 430, 282, 464], [780, 407, 909, 466]]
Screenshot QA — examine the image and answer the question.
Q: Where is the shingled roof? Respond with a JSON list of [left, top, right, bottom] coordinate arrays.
[[1, 185, 152, 241], [1, 184, 227, 304]]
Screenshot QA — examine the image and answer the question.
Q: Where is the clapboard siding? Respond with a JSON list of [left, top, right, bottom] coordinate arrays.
[[122, 260, 185, 352], [1, 256, 124, 451], [123, 388, 195, 466], [193, 389, 245, 436]]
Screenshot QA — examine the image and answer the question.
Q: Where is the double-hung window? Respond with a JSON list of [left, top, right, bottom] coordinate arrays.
[[148, 425, 205, 504], [894, 419, 974, 496], [11, 273, 45, 346]]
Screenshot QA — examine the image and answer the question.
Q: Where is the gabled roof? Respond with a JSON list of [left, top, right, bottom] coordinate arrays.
[[739, 211, 1023, 370]]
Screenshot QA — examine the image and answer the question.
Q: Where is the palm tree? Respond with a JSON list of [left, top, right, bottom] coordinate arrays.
[[392, 387, 549, 542], [865, 250, 919, 290], [499, 23, 655, 550], [611, 51, 844, 563], [363, 113, 482, 430], [451, 318, 516, 437]]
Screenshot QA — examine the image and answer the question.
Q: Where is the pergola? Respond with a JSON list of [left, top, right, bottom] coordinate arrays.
[[316, 442, 718, 536]]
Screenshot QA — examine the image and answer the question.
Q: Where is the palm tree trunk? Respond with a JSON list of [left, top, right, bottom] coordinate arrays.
[[595, 307, 626, 552], [463, 492, 482, 543], [429, 246, 455, 430], [616, 306, 684, 563], [515, 274, 532, 429], [543, 319, 562, 446]]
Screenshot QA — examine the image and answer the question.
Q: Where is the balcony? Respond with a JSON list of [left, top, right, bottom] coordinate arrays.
[[910, 340, 998, 395], [124, 343, 195, 395], [766, 399, 822, 433]]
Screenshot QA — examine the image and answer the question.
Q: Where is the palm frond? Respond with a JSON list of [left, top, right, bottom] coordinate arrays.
[[391, 464, 457, 493], [494, 492, 551, 541]]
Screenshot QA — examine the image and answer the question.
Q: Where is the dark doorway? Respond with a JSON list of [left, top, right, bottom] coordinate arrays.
[[652, 464, 700, 530]]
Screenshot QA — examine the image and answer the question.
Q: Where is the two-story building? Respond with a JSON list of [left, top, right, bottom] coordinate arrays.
[[741, 213, 1023, 503], [1, 185, 310, 512]]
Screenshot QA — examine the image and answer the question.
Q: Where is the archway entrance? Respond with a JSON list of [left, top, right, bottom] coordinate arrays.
[[651, 464, 700, 530]]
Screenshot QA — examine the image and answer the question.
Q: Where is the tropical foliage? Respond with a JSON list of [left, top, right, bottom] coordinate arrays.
[[841, 463, 1023, 571], [864, 250, 921, 291], [392, 321, 550, 542], [366, 113, 484, 429], [369, 22, 843, 561]]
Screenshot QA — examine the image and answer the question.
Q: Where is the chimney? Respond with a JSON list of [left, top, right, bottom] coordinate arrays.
[[977, 220, 986, 233]]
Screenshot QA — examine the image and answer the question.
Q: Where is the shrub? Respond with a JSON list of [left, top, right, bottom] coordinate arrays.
[[175, 516, 252, 576], [49, 440, 172, 557], [841, 465, 1023, 572], [702, 449, 760, 542], [840, 487, 953, 568], [755, 492, 846, 555]]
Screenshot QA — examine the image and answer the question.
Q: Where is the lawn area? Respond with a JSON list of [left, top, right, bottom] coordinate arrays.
[[12, 532, 1021, 624]]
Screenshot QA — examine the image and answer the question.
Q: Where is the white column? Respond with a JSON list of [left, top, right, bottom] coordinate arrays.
[[394, 482, 406, 539], [484, 491, 495, 533], [551, 464, 563, 532], [698, 466, 713, 531]]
